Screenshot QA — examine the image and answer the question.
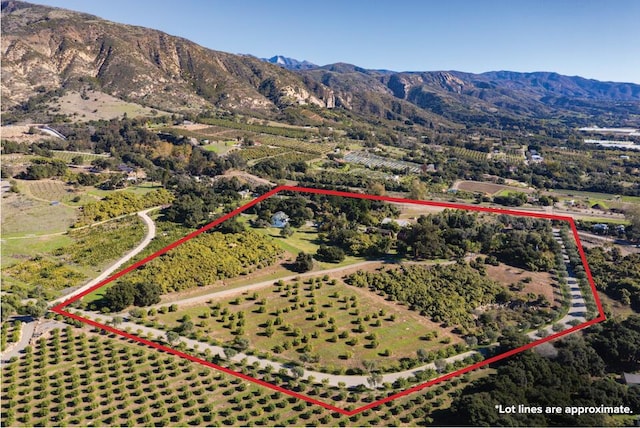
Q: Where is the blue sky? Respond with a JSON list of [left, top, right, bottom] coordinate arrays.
[[32, 0, 640, 83]]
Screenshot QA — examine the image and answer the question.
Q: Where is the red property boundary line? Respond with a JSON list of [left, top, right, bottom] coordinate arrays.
[[51, 186, 606, 416]]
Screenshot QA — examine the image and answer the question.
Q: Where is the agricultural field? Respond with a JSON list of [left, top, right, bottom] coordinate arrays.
[[75, 188, 173, 226], [2, 215, 147, 295], [51, 151, 109, 165], [82, 229, 283, 311], [0, 320, 22, 352], [151, 273, 465, 373], [24, 179, 80, 203], [456, 180, 533, 195], [0, 326, 487, 427], [237, 146, 288, 162], [199, 117, 318, 139], [449, 147, 489, 162], [1, 192, 77, 238], [343, 151, 422, 173], [258, 136, 333, 155]]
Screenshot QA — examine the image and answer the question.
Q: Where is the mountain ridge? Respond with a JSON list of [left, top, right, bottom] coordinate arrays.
[[2, 1, 639, 127], [263, 55, 317, 70]]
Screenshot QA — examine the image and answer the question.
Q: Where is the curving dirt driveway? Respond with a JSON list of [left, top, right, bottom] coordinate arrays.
[[150, 260, 384, 310], [51, 207, 157, 306]]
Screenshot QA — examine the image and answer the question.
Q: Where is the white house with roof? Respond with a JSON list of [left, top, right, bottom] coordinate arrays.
[[271, 211, 289, 228]]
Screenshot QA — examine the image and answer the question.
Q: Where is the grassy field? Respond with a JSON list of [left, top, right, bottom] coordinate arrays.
[[2, 215, 147, 296], [201, 141, 236, 155], [153, 274, 463, 373], [86, 182, 164, 198], [551, 189, 635, 201], [1, 193, 77, 237], [0, 325, 486, 427], [621, 195, 640, 203], [574, 216, 630, 225], [1, 235, 72, 268], [239, 216, 366, 270]]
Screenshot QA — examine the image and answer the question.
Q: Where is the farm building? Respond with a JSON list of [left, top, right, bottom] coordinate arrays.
[[271, 211, 290, 228], [381, 217, 410, 227]]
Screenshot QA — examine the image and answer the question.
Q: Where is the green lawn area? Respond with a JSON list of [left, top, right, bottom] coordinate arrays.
[[576, 216, 631, 225], [152, 275, 463, 373], [238, 215, 321, 254], [0, 234, 72, 268], [239, 215, 367, 269], [550, 189, 629, 201], [494, 189, 521, 197], [86, 182, 163, 198], [201, 141, 235, 155], [621, 195, 640, 204]]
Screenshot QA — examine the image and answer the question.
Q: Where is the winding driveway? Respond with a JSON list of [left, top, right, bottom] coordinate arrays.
[[151, 260, 385, 309], [51, 207, 157, 306]]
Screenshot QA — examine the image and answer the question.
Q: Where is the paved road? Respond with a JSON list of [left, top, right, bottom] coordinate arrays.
[[51, 207, 157, 306]]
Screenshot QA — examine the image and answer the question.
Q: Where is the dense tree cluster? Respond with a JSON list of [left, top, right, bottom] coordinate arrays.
[[314, 245, 346, 263], [346, 263, 503, 330], [115, 231, 282, 293], [251, 157, 310, 180], [492, 192, 528, 207], [324, 227, 392, 257], [163, 177, 250, 228], [397, 211, 558, 271], [447, 317, 640, 426], [586, 247, 640, 309], [19, 158, 67, 180], [103, 281, 162, 312], [292, 252, 314, 273], [76, 189, 173, 226]]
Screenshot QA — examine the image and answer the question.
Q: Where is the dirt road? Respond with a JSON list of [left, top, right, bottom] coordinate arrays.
[[51, 207, 157, 306]]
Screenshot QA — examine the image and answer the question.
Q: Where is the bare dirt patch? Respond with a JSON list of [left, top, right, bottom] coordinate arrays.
[[485, 263, 556, 306], [397, 202, 446, 219], [48, 90, 166, 121], [0, 125, 50, 143]]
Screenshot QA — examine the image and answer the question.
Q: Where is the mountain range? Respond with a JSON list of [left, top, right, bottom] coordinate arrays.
[[263, 55, 317, 71], [2, 0, 640, 128]]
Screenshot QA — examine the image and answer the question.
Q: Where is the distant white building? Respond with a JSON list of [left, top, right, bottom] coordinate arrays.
[[382, 217, 410, 227]]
